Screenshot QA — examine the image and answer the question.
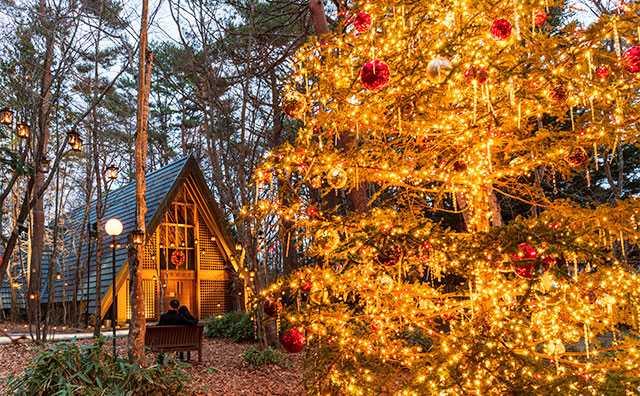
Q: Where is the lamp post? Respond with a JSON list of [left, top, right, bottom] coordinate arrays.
[[84, 222, 97, 328], [104, 218, 123, 356]]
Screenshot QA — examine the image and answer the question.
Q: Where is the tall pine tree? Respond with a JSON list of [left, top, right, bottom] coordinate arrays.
[[253, 0, 640, 394]]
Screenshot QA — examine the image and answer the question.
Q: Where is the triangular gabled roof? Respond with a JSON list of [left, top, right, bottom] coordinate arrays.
[[37, 155, 241, 314]]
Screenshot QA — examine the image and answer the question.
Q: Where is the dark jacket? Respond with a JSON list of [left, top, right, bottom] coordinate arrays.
[[158, 309, 198, 326]]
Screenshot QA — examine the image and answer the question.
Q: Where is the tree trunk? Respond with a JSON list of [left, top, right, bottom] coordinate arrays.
[[92, 16, 105, 337], [128, 0, 152, 361], [28, 6, 55, 341], [309, 0, 329, 36]]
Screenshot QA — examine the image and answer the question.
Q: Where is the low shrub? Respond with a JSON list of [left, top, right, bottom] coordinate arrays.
[[241, 345, 285, 370], [204, 312, 254, 342], [3, 336, 201, 396]]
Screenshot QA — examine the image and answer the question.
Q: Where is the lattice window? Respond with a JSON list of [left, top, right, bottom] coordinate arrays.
[[142, 238, 156, 270], [200, 279, 232, 318], [126, 280, 157, 320], [198, 213, 225, 271], [143, 280, 157, 319]]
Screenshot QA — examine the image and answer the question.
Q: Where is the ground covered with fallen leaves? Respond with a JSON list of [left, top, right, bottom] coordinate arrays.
[[0, 336, 304, 395]]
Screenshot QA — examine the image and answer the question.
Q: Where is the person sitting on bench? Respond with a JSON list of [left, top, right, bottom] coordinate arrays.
[[159, 299, 198, 326]]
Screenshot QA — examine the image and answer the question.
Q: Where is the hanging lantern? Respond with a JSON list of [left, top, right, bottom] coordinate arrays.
[[66, 131, 79, 146], [106, 165, 118, 180], [16, 123, 30, 139], [55, 273, 62, 280], [71, 137, 83, 152], [235, 243, 243, 252], [39, 157, 51, 173], [0, 108, 14, 126], [131, 229, 144, 245]]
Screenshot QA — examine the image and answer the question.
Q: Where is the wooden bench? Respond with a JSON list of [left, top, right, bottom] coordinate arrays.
[[144, 324, 204, 364]]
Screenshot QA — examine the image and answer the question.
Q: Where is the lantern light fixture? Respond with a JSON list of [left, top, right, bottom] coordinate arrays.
[[131, 229, 144, 246], [0, 108, 14, 126], [66, 131, 79, 146], [40, 157, 51, 173], [55, 273, 61, 280], [71, 137, 83, 152], [16, 123, 29, 139], [235, 243, 242, 252], [106, 165, 118, 180]]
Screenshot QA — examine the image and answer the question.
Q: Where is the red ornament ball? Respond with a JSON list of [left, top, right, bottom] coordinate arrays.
[[511, 243, 553, 280], [534, 10, 547, 26], [354, 12, 372, 32], [282, 327, 305, 353], [377, 245, 403, 266], [565, 146, 589, 168], [596, 65, 609, 79], [263, 298, 282, 317], [360, 60, 390, 91], [623, 46, 640, 73], [371, 319, 383, 332], [490, 19, 512, 41], [301, 282, 312, 292]]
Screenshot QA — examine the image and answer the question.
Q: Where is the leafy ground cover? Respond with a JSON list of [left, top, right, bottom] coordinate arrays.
[[0, 336, 303, 395]]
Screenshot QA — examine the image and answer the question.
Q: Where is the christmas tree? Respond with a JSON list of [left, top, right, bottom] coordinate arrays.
[[252, 0, 640, 394]]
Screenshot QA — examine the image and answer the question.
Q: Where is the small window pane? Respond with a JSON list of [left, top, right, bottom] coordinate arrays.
[[187, 228, 194, 248], [186, 206, 195, 226], [177, 205, 186, 224]]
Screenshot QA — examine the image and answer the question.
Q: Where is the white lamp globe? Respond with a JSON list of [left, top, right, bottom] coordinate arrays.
[[104, 218, 123, 236]]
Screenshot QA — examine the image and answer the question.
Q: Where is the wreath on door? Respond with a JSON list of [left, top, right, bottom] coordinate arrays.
[[170, 250, 185, 268]]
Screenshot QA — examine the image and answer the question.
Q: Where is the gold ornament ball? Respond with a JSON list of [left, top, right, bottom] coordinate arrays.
[[309, 285, 329, 304], [327, 168, 348, 189], [376, 274, 394, 293], [546, 81, 569, 104], [544, 339, 566, 355], [562, 328, 582, 344], [282, 91, 307, 119], [426, 57, 452, 84], [314, 228, 340, 252]]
